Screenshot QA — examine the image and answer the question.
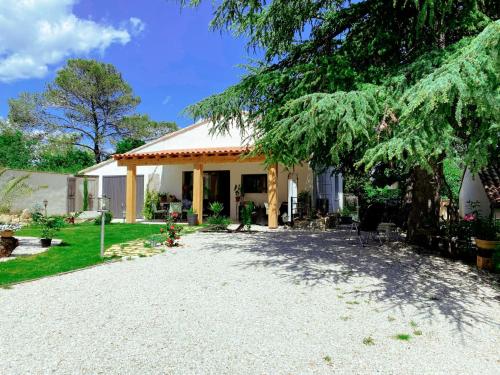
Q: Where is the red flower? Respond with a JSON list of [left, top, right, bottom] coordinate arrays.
[[464, 213, 476, 222], [170, 225, 175, 230]]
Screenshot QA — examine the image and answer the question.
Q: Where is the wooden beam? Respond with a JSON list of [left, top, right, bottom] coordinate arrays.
[[116, 155, 265, 167], [192, 163, 204, 224], [267, 163, 278, 229], [125, 165, 137, 223]]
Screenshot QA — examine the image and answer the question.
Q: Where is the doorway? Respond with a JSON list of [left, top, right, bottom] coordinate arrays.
[[183, 170, 230, 217]]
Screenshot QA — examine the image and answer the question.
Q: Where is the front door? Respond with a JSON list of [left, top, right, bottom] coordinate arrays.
[[103, 175, 145, 219], [183, 171, 230, 217]]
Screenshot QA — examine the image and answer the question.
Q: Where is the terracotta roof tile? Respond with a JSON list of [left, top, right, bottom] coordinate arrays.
[[113, 146, 253, 160], [479, 165, 500, 207]]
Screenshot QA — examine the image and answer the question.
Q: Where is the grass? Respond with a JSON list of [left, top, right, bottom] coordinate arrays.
[[363, 336, 375, 345], [394, 333, 412, 341], [0, 222, 201, 286], [323, 355, 333, 365]]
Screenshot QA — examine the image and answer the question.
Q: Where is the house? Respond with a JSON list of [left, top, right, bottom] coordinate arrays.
[[80, 120, 343, 227], [459, 165, 500, 220]]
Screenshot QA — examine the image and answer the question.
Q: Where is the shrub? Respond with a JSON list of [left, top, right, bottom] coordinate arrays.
[[241, 202, 254, 231], [94, 212, 113, 225], [208, 201, 224, 217], [207, 201, 231, 231], [143, 189, 159, 220], [37, 215, 65, 239], [163, 214, 183, 247]]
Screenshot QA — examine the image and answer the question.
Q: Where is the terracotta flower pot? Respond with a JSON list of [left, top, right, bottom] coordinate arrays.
[[475, 238, 499, 250], [475, 239, 498, 271], [0, 229, 14, 238]]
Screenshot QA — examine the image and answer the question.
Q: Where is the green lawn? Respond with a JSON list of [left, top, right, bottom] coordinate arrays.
[[0, 222, 199, 286]]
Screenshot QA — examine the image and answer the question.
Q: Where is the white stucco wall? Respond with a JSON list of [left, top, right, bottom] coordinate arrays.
[[0, 169, 71, 215], [459, 167, 491, 218]]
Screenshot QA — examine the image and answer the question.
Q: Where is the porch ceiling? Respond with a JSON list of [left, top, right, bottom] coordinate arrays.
[[113, 146, 265, 166]]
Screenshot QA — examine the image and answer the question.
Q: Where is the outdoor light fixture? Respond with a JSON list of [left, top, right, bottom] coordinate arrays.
[[97, 196, 111, 258], [43, 199, 48, 217]]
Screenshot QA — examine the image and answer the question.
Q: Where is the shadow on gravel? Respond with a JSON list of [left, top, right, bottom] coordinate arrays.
[[200, 230, 500, 334]]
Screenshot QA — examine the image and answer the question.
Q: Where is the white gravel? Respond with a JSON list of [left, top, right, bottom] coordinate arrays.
[[1, 230, 499, 374]]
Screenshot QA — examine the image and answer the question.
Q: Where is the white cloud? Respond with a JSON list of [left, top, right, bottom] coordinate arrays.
[[162, 95, 171, 105], [0, 0, 145, 82], [129, 17, 146, 36]]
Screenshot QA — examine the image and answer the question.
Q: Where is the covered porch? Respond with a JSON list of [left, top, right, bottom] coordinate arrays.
[[113, 147, 279, 228]]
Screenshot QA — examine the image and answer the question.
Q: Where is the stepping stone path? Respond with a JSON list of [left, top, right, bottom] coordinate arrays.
[[104, 239, 167, 258]]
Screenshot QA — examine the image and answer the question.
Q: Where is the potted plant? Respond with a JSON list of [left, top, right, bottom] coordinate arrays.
[[234, 184, 242, 202], [186, 207, 198, 226], [472, 217, 499, 270], [38, 215, 65, 247]]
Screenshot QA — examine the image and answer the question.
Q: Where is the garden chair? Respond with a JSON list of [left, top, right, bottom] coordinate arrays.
[[152, 203, 168, 220]]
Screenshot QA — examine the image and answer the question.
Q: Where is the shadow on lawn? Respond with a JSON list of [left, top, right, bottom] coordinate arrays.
[[201, 230, 500, 333]]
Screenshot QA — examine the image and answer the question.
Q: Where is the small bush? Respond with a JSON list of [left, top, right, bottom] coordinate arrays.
[[394, 334, 411, 341], [94, 212, 113, 225], [241, 202, 254, 231], [363, 336, 375, 345], [207, 201, 231, 231]]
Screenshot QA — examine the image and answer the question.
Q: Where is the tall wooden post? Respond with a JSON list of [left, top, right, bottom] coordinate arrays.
[[193, 163, 204, 224], [125, 165, 137, 223], [267, 163, 278, 229]]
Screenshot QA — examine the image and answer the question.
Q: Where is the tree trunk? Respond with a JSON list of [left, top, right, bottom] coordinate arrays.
[[94, 144, 101, 164], [406, 165, 442, 246]]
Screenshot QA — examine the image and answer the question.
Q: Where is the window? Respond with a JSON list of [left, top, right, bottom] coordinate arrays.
[[242, 174, 267, 193]]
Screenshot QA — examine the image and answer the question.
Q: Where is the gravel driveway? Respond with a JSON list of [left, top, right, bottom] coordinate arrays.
[[1, 230, 499, 374]]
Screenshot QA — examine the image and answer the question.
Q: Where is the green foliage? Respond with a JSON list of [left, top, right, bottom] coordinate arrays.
[[164, 215, 183, 246], [34, 215, 65, 239], [0, 127, 36, 169], [115, 138, 146, 154], [7, 59, 177, 163], [394, 334, 412, 341], [364, 185, 401, 204], [442, 157, 463, 200], [0, 168, 40, 214], [0, 223, 168, 285], [143, 190, 160, 220], [208, 201, 224, 217], [117, 115, 178, 144], [241, 202, 254, 231], [83, 178, 89, 211], [36, 147, 94, 174], [182, 1, 499, 240], [94, 212, 113, 225], [207, 201, 231, 231]]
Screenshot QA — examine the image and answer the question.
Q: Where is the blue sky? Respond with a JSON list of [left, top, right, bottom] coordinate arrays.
[[0, 0, 255, 127]]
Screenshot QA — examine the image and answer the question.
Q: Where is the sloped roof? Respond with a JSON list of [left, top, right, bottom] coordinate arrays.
[[479, 165, 500, 207], [79, 120, 208, 174], [113, 146, 252, 161]]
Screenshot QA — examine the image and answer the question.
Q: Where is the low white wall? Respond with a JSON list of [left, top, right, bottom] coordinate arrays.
[[0, 169, 70, 215]]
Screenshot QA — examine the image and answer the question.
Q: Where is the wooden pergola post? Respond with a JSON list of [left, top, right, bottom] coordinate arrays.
[[267, 163, 278, 229], [125, 165, 137, 223], [192, 163, 204, 224]]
